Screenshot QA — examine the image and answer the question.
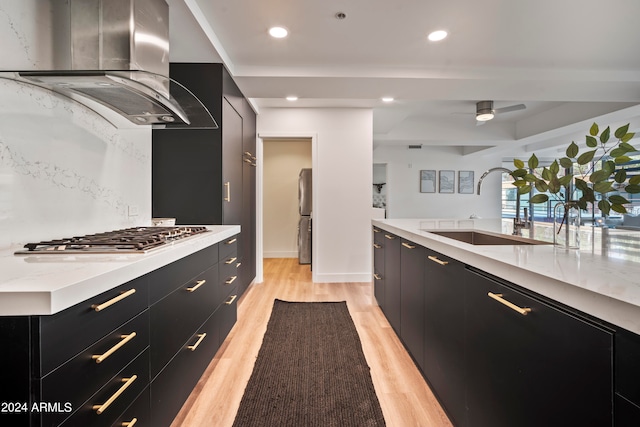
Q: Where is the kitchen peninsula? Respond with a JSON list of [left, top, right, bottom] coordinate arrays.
[[373, 218, 640, 427]]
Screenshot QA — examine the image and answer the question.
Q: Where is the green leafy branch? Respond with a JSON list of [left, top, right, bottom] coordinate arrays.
[[511, 123, 640, 215]]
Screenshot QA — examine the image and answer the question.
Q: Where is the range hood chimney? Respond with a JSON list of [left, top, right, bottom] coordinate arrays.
[[0, 0, 218, 129]]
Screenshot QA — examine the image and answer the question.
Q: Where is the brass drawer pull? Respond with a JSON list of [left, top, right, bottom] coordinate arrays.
[[373, 243, 381, 249], [488, 292, 532, 316], [402, 242, 416, 249], [224, 182, 231, 202], [225, 276, 237, 285], [236, 262, 242, 268], [225, 295, 238, 305], [373, 228, 380, 233], [122, 418, 138, 427], [373, 273, 381, 280], [92, 332, 137, 364], [93, 375, 137, 414], [428, 255, 449, 266], [187, 333, 207, 351], [186, 279, 206, 292], [384, 234, 395, 240], [91, 289, 136, 312], [225, 257, 238, 264], [243, 158, 253, 164], [226, 238, 237, 244], [244, 151, 253, 157]]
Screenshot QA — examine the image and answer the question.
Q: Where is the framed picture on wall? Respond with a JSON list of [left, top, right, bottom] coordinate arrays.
[[420, 170, 436, 193], [458, 170, 474, 194], [439, 170, 455, 193]]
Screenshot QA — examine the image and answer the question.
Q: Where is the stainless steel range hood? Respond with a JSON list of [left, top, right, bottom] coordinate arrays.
[[0, 0, 218, 129]]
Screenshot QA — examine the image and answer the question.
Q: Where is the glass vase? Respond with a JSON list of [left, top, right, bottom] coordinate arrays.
[[553, 201, 581, 250]]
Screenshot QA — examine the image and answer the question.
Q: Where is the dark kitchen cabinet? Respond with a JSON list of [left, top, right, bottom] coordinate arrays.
[[422, 248, 467, 427], [382, 232, 401, 333], [465, 268, 613, 427], [372, 227, 385, 310], [615, 327, 640, 426], [0, 238, 238, 427], [399, 239, 424, 367], [153, 63, 256, 297]]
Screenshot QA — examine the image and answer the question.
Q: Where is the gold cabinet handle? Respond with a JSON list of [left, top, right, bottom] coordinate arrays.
[[384, 234, 396, 240], [186, 280, 206, 292], [91, 289, 136, 312], [226, 238, 237, 244], [224, 182, 231, 202], [373, 243, 381, 249], [93, 375, 137, 414], [373, 273, 381, 280], [92, 332, 137, 364], [225, 294, 237, 305], [373, 228, 380, 233], [187, 333, 207, 351], [244, 151, 253, 157], [236, 262, 242, 268], [225, 276, 237, 285], [243, 158, 253, 164], [427, 255, 449, 266], [488, 292, 532, 316], [225, 257, 238, 264], [122, 418, 138, 427], [402, 242, 416, 249]]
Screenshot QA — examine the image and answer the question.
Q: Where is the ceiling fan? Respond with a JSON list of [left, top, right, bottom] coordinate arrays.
[[473, 100, 526, 125]]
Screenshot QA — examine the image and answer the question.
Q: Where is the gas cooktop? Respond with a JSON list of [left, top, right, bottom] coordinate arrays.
[[15, 226, 210, 254]]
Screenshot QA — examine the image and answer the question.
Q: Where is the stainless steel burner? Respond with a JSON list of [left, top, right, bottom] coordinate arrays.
[[15, 226, 209, 254]]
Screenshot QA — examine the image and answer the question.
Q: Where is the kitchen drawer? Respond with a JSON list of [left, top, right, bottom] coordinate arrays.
[[150, 263, 218, 379], [149, 243, 218, 304], [615, 327, 640, 406], [218, 292, 239, 346], [151, 313, 221, 427], [59, 348, 149, 427], [615, 393, 640, 426], [113, 386, 151, 427], [38, 311, 149, 427], [219, 234, 238, 261], [218, 256, 239, 306], [37, 275, 149, 376]]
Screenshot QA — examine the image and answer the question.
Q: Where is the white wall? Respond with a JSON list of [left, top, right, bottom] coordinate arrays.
[[263, 138, 312, 258], [258, 108, 373, 282], [373, 145, 503, 219], [0, 1, 151, 249]]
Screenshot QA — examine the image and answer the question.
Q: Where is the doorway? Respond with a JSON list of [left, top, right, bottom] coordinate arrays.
[[262, 138, 312, 260]]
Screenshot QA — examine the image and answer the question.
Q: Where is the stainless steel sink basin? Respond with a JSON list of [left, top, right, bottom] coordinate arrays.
[[426, 230, 550, 245]]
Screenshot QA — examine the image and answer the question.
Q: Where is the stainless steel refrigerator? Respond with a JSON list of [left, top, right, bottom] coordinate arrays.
[[298, 168, 312, 265]]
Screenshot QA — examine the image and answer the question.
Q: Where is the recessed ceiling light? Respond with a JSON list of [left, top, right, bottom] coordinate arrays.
[[286, 96, 298, 101], [381, 97, 394, 103], [269, 26, 288, 38], [428, 30, 448, 42]]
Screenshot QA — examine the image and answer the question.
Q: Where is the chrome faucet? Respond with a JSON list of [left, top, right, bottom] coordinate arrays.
[[477, 167, 532, 236]]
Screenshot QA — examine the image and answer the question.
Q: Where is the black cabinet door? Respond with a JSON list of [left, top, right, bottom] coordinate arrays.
[[222, 97, 243, 225], [400, 239, 424, 366], [422, 249, 467, 427], [382, 232, 401, 333], [465, 269, 613, 427], [373, 229, 385, 310]]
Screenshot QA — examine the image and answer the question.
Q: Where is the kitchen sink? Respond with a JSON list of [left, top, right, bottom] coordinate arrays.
[[426, 230, 550, 245]]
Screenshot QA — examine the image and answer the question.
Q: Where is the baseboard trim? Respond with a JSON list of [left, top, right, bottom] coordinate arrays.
[[263, 251, 298, 258], [313, 272, 373, 283]]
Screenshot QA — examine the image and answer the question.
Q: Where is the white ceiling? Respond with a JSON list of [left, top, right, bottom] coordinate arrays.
[[167, 0, 640, 157]]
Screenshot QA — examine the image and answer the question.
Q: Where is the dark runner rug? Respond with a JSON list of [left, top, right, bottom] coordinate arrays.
[[232, 299, 386, 427]]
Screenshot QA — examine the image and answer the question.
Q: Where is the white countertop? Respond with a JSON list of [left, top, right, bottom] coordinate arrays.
[[0, 225, 240, 316], [373, 218, 640, 335]]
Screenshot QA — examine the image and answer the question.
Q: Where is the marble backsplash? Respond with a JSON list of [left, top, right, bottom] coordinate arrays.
[[0, 1, 152, 249]]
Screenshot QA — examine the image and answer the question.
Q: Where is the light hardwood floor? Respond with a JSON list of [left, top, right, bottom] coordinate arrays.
[[171, 258, 452, 427]]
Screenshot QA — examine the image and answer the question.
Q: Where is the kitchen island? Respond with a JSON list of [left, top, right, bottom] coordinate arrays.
[[373, 218, 640, 427], [373, 218, 640, 334]]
